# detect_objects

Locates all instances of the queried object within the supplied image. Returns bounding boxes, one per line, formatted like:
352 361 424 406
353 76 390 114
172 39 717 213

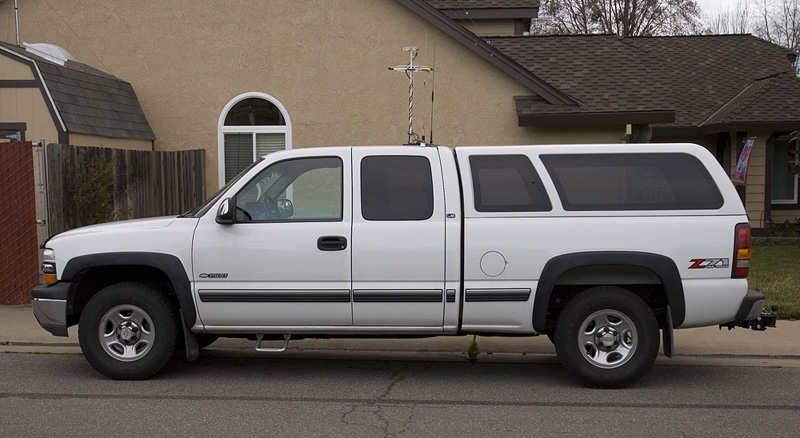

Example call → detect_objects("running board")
255 334 291 352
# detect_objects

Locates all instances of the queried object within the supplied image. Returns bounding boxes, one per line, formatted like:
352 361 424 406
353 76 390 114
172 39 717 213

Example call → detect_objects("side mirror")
277 198 294 219
216 198 234 224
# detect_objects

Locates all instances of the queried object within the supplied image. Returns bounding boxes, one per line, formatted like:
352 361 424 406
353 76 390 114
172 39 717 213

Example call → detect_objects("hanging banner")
732 137 756 186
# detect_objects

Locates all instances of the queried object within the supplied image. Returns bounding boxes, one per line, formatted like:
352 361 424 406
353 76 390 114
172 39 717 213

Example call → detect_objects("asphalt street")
1 353 799 437
2 305 799 436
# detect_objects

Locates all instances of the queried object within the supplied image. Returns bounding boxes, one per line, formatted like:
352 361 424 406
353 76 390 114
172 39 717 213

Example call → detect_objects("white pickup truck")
32 143 776 388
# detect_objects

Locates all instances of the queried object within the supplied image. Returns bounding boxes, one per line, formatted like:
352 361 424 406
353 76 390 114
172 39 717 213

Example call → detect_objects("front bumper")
31 282 71 337
728 289 778 331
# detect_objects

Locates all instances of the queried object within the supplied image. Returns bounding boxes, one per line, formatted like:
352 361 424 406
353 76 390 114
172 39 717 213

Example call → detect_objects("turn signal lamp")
42 249 57 284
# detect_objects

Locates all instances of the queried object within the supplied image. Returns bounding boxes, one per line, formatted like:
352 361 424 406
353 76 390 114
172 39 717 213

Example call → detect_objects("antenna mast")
15 0 21 46
389 46 432 145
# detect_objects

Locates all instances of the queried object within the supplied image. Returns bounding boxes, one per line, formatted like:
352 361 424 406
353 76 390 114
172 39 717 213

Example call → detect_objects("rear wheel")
79 282 179 380
554 286 659 388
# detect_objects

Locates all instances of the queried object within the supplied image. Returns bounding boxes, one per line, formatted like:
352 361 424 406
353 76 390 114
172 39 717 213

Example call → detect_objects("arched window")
218 92 291 187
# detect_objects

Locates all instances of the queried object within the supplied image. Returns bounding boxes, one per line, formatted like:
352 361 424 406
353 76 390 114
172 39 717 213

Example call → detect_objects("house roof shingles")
488 34 800 133
492 35 670 113
702 72 800 131
0 41 155 141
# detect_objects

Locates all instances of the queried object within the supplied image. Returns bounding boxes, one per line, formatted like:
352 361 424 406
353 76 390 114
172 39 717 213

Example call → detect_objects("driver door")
192 153 352 328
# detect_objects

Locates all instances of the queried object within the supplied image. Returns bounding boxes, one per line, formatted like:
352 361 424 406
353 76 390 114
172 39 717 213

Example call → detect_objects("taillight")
732 223 751 278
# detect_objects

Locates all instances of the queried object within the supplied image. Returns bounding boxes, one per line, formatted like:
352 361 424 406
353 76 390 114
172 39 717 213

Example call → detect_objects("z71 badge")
688 258 729 269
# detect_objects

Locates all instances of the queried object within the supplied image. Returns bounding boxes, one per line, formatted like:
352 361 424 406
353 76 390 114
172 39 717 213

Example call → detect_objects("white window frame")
217 92 292 188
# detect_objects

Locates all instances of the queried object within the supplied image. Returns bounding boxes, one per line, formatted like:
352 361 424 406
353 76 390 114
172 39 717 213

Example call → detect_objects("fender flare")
533 251 685 333
62 252 196 327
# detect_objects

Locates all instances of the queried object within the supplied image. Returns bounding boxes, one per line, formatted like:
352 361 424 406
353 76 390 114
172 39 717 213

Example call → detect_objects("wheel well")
67 266 178 326
533 251 685 334
542 265 671 335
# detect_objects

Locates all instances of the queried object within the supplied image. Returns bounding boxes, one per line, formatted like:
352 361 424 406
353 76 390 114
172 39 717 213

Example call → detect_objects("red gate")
0 141 39 304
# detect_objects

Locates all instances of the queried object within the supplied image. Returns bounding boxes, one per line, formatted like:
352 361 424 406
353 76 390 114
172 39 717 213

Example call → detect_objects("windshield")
180 159 263 218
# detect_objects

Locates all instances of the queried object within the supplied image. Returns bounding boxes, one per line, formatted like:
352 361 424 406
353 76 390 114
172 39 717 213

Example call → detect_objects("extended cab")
32 143 776 388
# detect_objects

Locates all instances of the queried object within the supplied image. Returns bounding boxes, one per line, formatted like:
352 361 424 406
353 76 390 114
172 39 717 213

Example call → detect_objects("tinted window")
361 156 434 221
541 153 724 211
469 155 552 212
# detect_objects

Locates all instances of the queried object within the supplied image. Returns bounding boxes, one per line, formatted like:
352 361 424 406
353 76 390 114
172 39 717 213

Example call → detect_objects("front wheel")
79 282 179 380
554 286 659 388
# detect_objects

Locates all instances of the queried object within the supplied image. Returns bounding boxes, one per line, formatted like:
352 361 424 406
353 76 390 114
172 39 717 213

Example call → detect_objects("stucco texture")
2 0 626 196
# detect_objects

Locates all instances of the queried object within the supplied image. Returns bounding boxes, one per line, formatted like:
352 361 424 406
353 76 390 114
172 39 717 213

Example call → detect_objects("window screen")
541 153 724 211
361 156 434 221
469 155 551 212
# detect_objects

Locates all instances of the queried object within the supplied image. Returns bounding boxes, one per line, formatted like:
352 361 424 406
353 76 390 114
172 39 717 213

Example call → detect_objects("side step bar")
255 334 291 352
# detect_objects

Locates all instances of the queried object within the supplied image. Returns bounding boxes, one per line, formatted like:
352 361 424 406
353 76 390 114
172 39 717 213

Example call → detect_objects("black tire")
554 286 659 389
78 282 179 380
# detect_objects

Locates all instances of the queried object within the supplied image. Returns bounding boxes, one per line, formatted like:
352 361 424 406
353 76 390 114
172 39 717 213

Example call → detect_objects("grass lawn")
749 243 800 320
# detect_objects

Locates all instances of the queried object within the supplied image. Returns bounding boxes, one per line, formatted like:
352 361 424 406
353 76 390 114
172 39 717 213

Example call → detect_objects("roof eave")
698 121 800 134
396 0 576 105
519 110 675 127
442 8 538 20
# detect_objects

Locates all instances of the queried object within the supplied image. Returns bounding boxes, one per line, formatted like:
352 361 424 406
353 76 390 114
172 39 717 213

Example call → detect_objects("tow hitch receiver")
721 305 779 331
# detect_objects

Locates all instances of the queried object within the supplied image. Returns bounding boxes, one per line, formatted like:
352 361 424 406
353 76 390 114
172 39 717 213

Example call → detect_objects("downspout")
627 124 652 143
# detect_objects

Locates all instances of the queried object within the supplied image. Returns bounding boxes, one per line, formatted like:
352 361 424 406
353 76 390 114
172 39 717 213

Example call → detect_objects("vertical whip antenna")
430 43 435 144
389 46 432 145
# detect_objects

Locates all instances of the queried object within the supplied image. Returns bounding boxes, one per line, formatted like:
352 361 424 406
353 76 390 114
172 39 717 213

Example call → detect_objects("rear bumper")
31 282 71 337
729 289 778 331
734 290 765 322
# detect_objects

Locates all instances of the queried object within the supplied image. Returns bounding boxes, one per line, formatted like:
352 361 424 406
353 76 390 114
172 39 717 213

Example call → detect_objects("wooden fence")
46 144 205 235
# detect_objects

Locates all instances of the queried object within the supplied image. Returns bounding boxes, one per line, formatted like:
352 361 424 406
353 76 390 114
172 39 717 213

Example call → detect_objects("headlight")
42 248 57 284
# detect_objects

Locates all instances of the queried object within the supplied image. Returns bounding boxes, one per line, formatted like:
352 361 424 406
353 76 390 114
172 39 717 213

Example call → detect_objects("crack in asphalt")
340 361 430 437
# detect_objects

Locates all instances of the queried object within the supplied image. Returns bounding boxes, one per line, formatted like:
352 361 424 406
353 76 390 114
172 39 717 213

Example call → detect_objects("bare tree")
755 0 771 39
534 0 702 36
765 0 799 66
707 1 749 34
708 0 799 73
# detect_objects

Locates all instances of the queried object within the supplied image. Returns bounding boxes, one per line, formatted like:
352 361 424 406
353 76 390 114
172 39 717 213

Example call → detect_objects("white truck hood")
51 216 178 240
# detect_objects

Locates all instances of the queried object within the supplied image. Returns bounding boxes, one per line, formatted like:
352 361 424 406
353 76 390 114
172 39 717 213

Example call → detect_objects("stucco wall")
0 0 630 197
